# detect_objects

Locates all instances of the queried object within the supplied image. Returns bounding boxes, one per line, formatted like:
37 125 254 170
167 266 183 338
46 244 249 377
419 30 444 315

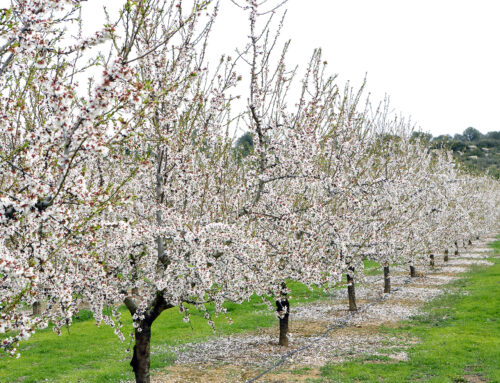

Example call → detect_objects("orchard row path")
149 234 499 383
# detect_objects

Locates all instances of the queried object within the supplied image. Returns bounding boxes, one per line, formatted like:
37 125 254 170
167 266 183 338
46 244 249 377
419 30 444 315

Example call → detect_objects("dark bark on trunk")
33 301 42 316
429 254 435 267
347 269 357 311
131 323 152 383
276 298 290 346
125 292 173 383
410 265 416 278
384 266 391 293
468 239 472 246
444 249 449 262
454 241 459 256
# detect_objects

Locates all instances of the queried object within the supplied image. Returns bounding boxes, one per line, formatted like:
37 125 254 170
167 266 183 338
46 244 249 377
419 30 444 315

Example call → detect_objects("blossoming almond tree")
0 0 149 355
310 98 410 309
373 136 449 285
234 0 365 344
351 128 423 294
57 2 292 381
0 0 226 377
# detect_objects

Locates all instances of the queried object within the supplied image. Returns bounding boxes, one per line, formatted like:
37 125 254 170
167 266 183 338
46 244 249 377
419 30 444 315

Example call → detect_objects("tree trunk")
276 298 290 346
131 323 152 383
383 266 391 293
429 254 435 267
454 241 459 256
468 239 472 246
444 249 449 262
125 292 173 383
33 301 42 316
410 265 416 278
347 270 357 311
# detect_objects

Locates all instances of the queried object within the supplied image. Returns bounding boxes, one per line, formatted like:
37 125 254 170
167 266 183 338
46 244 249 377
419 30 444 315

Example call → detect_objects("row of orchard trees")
0 1 499 382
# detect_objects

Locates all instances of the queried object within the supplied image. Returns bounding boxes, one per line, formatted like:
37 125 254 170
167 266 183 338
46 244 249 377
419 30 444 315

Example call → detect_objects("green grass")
0 281 330 383
317 238 500 383
363 259 383 276
362 259 401 277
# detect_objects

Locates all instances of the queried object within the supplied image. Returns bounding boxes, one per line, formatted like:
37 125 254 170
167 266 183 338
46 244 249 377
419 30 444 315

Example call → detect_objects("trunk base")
383 266 391 293
410 265 416 278
131 324 152 383
33 301 44 316
347 273 357 311
276 298 290 347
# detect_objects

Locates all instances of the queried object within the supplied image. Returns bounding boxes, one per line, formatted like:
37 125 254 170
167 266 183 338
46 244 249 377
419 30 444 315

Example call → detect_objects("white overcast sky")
7 0 499 137
207 0 500 137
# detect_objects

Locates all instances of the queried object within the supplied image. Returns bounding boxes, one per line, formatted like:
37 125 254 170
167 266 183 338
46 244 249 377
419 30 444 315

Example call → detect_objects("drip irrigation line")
246 262 451 383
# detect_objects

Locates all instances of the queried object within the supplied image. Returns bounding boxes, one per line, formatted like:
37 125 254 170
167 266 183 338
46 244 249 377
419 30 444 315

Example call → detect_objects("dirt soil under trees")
148 236 498 383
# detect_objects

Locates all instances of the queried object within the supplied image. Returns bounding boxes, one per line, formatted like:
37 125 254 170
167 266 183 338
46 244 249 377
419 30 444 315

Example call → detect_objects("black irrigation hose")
245 263 448 383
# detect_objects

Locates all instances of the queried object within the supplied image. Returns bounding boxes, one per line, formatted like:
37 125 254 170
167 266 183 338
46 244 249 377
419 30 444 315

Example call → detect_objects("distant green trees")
234 132 254 158
463 127 483 142
425 128 500 178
